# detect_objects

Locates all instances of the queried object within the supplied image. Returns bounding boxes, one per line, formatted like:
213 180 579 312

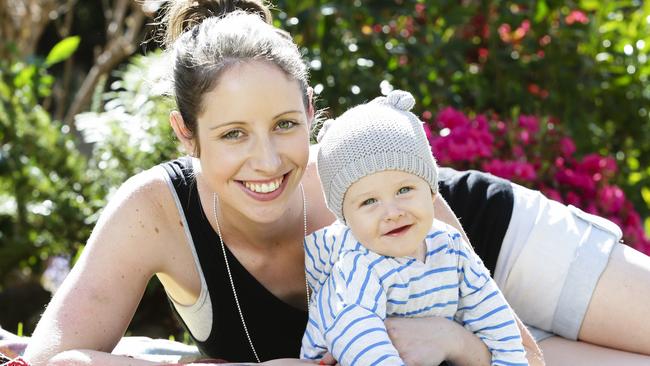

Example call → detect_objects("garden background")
1 0 649 340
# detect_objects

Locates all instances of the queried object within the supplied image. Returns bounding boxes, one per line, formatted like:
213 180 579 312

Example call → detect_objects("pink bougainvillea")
426 107 650 254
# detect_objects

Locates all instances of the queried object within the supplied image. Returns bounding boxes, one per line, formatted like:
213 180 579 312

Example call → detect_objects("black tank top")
438 167 514 273
161 157 307 362
160 158 513 361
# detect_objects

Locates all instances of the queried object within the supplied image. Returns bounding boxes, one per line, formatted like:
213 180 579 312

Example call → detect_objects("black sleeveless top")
160 158 513 362
161 157 308 362
438 167 514 273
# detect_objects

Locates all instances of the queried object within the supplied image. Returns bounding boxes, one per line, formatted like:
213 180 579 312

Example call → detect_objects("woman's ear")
170 111 197 156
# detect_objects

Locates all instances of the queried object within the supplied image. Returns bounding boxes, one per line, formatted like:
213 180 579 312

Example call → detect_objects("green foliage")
0 39 101 284
76 52 181 191
275 0 650 218
45 36 81 67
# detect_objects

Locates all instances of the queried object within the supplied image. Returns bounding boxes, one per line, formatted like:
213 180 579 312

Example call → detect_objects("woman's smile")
237 173 290 201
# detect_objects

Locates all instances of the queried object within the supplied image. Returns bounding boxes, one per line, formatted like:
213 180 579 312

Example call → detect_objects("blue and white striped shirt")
301 219 527 366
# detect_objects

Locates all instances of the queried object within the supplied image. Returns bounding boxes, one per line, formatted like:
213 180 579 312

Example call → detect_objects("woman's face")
196 61 311 224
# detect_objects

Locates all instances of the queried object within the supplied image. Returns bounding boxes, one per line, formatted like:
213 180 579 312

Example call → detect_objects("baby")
301 90 528 366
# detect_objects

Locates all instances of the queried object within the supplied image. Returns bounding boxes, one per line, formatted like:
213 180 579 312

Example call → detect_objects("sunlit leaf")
45 36 81 67
535 0 549 23
642 187 650 206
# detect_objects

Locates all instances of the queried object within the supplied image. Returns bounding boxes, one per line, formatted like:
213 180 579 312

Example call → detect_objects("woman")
23 1 650 365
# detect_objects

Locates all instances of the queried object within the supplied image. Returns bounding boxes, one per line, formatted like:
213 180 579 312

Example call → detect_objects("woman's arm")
24 172 172 366
385 317 490 366
515 312 545 366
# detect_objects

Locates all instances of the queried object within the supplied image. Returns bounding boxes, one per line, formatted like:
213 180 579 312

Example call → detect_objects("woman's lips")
237 173 289 201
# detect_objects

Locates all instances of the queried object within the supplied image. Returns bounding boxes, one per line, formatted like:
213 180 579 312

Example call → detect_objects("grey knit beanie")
317 90 438 223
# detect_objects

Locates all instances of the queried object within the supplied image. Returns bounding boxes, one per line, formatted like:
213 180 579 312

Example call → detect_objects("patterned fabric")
0 329 27 364
301 220 528 366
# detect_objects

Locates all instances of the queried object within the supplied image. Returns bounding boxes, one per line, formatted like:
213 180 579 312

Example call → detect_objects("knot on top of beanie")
376 90 415 112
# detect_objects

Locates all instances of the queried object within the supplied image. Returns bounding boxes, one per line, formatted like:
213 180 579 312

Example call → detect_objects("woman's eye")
397 186 412 195
276 120 297 130
360 198 377 207
222 130 244 140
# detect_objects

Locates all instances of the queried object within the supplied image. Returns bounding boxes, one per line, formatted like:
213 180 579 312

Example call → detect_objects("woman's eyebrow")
273 110 303 118
208 110 303 131
209 121 244 131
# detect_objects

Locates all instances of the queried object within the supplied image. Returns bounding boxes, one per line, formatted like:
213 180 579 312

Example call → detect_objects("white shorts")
492 183 622 341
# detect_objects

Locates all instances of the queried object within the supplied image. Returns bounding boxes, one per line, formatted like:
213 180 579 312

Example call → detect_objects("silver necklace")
212 183 310 363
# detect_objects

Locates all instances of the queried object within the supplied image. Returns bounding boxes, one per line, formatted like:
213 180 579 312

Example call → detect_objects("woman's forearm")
36 349 160 366
445 319 491 366
40 351 315 366
385 317 491 366
515 314 546 366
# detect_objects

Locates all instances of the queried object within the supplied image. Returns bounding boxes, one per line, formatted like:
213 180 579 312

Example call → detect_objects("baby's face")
342 170 435 259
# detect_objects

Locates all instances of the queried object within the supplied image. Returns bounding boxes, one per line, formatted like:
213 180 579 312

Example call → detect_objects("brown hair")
163 0 309 156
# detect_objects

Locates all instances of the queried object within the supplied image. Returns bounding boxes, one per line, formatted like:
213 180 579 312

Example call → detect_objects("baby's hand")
315 353 338 365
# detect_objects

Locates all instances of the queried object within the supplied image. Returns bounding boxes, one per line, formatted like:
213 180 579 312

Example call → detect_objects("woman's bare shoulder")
88 166 184 266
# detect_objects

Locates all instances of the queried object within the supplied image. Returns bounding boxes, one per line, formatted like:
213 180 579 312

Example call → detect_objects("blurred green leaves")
0 38 99 283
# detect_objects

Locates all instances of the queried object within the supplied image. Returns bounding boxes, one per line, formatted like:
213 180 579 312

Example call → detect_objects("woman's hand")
385 317 491 366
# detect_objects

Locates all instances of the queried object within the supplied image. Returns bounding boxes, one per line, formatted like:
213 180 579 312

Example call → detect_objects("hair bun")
163 0 271 47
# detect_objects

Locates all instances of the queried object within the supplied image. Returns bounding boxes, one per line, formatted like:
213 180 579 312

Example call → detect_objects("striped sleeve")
318 253 405 366
304 223 355 295
452 232 529 366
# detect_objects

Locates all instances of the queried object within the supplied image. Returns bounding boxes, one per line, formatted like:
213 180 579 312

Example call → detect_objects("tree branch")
63 2 146 129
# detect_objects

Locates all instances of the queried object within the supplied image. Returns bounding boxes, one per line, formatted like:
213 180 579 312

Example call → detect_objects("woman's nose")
250 136 282 173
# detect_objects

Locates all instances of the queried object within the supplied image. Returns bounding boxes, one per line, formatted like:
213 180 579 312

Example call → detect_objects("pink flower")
493 120 507 137
513 20 531 41
565 191 582 207
481 159 537 182
559 137 576 157
577 153 617 177
597 185 625 214
555 168 596 198
512 145 525 158
541 186 563 203
518 115 540 134
518 130 531 145
566 10 589 25
428 106 649 254
498 23 512 43
478 47 489 62
436 107 470 129
430 109 494 164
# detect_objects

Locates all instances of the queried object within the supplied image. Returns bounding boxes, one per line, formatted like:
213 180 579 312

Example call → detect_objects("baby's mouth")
384 224 412 236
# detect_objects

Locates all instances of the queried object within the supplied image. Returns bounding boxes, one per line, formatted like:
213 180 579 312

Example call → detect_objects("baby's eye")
222 129 245 140
360 198 377 207
276 120 297 130
397 186 413 195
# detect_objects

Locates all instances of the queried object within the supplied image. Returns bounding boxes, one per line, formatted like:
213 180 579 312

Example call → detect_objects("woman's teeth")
244 178 282 193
